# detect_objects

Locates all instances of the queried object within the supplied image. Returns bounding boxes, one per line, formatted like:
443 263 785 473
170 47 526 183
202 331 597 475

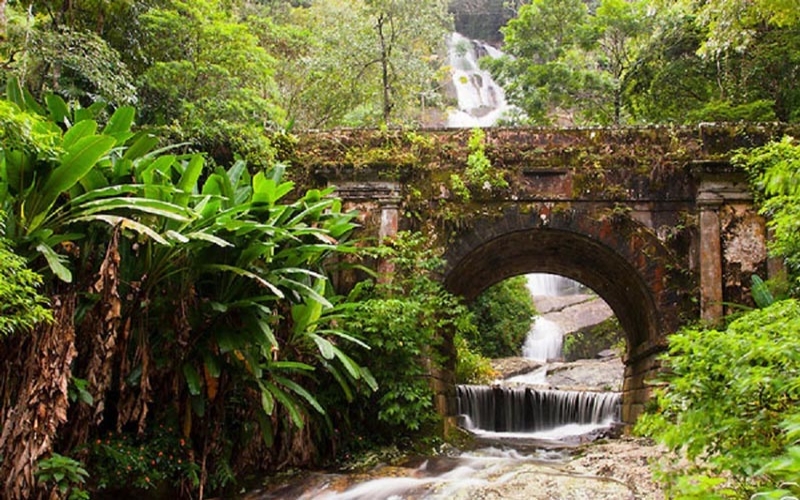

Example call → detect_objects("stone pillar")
621 354 661 425
377 197 400 281
697 191 724 323
692 162 756 323
332 181 402 284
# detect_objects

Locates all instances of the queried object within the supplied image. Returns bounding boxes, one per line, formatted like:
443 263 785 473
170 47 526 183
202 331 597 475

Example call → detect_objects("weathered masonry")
286 124 798 424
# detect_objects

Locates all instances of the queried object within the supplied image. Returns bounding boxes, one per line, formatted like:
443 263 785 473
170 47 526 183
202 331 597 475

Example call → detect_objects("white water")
456 273 621 442
297 447 565 500
526 273 584 297
521 316 563 362
446 32 516 127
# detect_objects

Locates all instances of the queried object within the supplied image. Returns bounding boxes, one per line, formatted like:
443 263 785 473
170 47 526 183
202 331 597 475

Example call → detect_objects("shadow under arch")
440 207 692 421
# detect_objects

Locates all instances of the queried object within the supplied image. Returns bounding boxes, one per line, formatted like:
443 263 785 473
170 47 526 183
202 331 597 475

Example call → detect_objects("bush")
467 276 536 358
636 299 800 498
454 335 497 384
0 214 52 336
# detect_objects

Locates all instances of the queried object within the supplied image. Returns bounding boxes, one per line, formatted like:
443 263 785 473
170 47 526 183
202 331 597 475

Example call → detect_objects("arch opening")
444 227 661 359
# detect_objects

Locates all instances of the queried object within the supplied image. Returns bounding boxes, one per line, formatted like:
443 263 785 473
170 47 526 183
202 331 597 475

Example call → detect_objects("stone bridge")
287 124 796 424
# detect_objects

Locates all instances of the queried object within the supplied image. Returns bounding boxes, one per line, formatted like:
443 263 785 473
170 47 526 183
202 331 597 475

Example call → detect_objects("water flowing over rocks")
247 438 666 499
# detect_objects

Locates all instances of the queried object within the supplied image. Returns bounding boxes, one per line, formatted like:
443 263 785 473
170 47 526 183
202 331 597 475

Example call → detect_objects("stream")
246 273 661 500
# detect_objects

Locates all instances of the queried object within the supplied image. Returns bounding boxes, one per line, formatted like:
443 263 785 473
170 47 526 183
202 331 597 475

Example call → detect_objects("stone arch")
440 206 692 422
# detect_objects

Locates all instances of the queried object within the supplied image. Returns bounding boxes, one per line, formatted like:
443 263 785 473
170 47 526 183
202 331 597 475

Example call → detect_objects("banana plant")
0 79 203 283
161 159 375 444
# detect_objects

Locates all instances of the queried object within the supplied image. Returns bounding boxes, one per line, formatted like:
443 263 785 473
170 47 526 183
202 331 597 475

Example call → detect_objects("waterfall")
457 385 620 435
446 32 515 127
521 317 563 362
526 273 584 296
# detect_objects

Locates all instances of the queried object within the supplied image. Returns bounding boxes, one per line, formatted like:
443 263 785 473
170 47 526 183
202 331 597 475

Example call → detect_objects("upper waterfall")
446 32 515 127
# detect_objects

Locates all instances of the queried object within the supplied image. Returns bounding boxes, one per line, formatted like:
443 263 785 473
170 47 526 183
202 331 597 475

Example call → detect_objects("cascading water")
457 271 621 441
520 316 563 362
526 273 584 297
457 385 620 439
446 32 516 127
442 26 622 450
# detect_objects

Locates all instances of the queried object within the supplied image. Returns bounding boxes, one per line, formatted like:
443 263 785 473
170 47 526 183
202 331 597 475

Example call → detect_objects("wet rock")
545 357 624 392
490 357 542 379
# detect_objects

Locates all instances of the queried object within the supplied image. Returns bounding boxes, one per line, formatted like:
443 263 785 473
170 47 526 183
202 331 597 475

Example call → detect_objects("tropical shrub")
637 136 800 499
0 213 52 336
0 86 373 498
734 136 800 295
636 299 800 498
341 232 478 440
454 334 497 384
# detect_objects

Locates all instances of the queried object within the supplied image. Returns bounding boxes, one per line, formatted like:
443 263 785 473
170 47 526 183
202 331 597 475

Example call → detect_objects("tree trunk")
0 0 7 40
377 14 393 125
0 293 77 500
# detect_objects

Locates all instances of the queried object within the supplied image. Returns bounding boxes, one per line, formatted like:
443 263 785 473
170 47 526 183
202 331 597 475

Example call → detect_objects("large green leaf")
74 214 169 245
274 375 325 415
35 242 72 283
265 381 305 428
310 334 335 360
29 135 116 229
44 93 70 125
6 77 25 110
72 196 194 222
61 120 98 151
174 155 204 207
122 133 160 162
183 364 202 396
4 150 34 195
257 380 275 416
102 106 135 145
203 264 284 298
253 172 294 207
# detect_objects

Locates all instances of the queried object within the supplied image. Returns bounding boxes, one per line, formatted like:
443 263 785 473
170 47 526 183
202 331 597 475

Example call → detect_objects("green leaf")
269 361 315 372
203 264 284 298
255 407 274 447
72 215 168 245
184 231 233 247
44 93 70 124
122 133 159 161
174 155 204 207
31 135 116 227
102 106 135 144
6 77 25 110
35 243 72 283
274 375 325 415
62 120 98 151
258 381 275 415
73 196 194 222
77 169 109 192
266 381 305 428
310 334 335 360
322 362 354 402
331 345 362 380
360 366 379 391
182 364 202 396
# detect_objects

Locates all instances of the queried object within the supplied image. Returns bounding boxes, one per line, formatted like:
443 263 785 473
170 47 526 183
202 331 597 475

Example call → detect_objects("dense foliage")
340 232 488 439
2 0 800 497
467 276 536 358
637 300 800 498
0 212 52 336
637 137 800 498
0 89 371 498
735 137 800 295
483 0 800 125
